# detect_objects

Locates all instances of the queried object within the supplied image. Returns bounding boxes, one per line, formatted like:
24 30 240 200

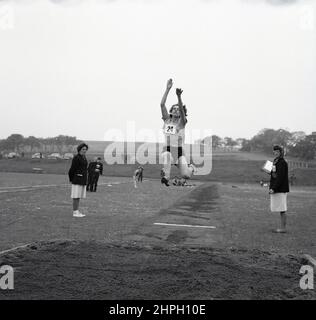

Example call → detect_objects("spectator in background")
68 143 88 217
89 157 103 192
87 157 97 192
133 166 144 188
87 157 103 192
289 171 296 186
269 145 289 233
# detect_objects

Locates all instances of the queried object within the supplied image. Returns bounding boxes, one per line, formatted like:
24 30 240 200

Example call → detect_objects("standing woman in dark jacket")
68 143 89 217
269 145 289 233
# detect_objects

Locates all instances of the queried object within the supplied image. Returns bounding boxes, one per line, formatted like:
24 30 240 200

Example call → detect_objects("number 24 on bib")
164 125 176 135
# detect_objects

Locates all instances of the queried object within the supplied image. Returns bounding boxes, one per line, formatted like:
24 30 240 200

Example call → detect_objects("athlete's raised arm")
176 88 187 126
161 79 173 121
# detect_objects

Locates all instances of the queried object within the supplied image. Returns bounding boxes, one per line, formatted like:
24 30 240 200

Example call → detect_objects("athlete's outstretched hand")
176 88 183 97
166 79 173 90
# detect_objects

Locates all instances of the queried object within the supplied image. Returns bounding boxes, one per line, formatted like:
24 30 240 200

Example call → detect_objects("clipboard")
262 160 273 174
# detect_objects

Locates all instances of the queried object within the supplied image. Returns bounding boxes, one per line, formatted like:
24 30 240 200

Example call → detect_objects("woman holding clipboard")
269 145 290 233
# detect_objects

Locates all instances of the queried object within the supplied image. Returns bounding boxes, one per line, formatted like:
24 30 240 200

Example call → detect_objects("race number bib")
164 124 177 135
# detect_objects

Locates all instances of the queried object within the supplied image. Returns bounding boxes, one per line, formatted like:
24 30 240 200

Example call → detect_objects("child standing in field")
133 166 144 188
91 157 103 192
269 145 290 233
87 157 103 192
68 143 89 217
87 157 97 192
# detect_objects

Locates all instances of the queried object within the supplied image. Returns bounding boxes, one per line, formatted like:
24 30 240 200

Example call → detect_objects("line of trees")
2 129 315 160
0 134 82 155
200 129 316 160
241 129 316 160
196 135 243 149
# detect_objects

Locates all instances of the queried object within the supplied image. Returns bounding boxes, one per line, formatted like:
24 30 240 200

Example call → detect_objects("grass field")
0 171 315 299
1 153 316 186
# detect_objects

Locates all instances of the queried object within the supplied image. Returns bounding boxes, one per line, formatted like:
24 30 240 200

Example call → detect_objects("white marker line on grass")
154 222 216 229
31 184 68 188
0 185 32 189
0 189 33 194
0 179 145 193
0 184 68 190
0 184 71 193
0 243 32 256
304 254 316 267
0 184 62 189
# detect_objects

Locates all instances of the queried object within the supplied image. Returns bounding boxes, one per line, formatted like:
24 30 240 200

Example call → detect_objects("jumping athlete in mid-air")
160 79 195 186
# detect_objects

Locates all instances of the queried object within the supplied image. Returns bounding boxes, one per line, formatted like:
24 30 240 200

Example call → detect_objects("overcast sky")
0 0 315 142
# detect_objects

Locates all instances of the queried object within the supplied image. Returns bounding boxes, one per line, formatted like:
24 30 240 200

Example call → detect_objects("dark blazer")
68 154 88 186
270 158 289 193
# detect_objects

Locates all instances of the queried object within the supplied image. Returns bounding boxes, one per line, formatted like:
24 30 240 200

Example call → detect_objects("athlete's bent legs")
178 155 194 179
161 151 173 180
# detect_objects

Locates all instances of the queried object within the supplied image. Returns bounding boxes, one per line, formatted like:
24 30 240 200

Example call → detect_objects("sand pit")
0 240 315 300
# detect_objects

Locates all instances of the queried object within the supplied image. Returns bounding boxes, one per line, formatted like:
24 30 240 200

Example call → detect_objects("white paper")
262 160 273 174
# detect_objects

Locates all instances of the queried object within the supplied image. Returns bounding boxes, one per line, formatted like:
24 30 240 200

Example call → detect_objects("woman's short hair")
77 143 89 153
273 145 284 156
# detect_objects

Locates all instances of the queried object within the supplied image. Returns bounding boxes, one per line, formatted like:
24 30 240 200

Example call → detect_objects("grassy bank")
1 157 315 186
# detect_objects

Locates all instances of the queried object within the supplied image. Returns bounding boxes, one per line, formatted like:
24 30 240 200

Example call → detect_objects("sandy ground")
0 172 315 299
0 240 315 300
